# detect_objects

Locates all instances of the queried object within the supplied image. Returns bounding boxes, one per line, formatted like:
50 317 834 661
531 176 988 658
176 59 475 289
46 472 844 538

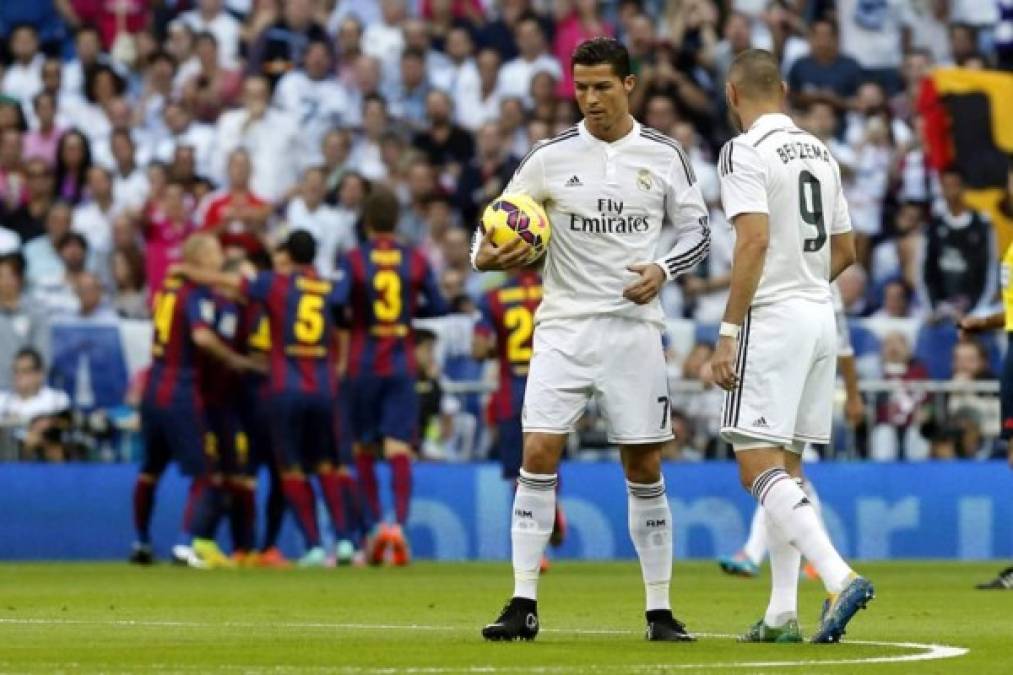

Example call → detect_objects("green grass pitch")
0 560 1006 673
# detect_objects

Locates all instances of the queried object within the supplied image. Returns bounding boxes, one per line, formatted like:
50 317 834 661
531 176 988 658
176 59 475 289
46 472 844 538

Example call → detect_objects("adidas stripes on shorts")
720 298 836 452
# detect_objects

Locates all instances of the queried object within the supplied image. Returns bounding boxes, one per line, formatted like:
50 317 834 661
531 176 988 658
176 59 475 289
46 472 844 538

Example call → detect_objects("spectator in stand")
61 0 150 54
53 129 91 205
441 226 482 299
321 129 354 199
412 90 474 178
248 0 330 87
142 180 194 293
23 201 72 288
34 231 89 316
334 17 364 89
133 51 176 148
456 121 518 228
71 271 116 322
22 93 63 167
2 25 44 105
109 130 149 214
177 0 242 69
0 128 26 213
110 245 148 319
553 0 613 98
213 75 299 202
924 168 996 317
178 33 243 124
200 149 271 257
462 47 503 134
273 39 349 167
418 192 455 273
836 0 913 94
0 254 49 391
152 100 216 181
431 27 482 131
787 18 862 113
0 347 70 462
496 16 562 107
284 166 356 278
76 65 126 147
348 94 389 181
948 23 980 67
396 158 436 244
871 332 930 461
334 172 369 232
845 111 893 268
872 279 916 319
60 26 103 101
362 0 407 85
387 47 432 132
476 0 534 63
703 11 752 96
3 157 53 243
71 165 117 277
32 58 79 133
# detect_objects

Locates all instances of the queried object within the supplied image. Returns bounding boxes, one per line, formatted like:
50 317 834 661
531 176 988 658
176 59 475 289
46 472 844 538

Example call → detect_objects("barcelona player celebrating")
131 234 260 567
339 188 448 565
174 231 358 567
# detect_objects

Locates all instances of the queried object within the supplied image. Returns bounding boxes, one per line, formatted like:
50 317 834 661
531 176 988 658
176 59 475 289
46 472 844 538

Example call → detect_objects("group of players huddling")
131 35 876 645
131 188 445 569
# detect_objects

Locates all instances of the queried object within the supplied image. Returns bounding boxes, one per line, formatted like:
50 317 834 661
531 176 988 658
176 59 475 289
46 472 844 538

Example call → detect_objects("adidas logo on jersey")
565 175 583 187
751 416 770 429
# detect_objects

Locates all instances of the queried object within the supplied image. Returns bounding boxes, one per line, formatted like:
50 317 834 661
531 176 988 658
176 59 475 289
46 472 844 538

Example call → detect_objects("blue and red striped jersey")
198 293 242 408
474 271 542 423
145 277 216 408
240 268 345 397
340 235 447 378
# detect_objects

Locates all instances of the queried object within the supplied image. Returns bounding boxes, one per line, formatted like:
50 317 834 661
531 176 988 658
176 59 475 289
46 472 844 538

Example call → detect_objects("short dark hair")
363 187 400 233
57 232 88 252
811 17 839 35
940 166 964 182
727 49 782 100
284 230 317 265
414 328 437 346
401 46 425 62
0 252 26 281
571 37 631 79
15 347 43 372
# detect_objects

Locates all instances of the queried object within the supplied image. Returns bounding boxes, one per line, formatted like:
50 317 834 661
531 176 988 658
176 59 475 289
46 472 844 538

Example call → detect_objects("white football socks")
511 469 557 600
752 468 853 594
742 504 768 565
762 501 801 627
627 479 673 612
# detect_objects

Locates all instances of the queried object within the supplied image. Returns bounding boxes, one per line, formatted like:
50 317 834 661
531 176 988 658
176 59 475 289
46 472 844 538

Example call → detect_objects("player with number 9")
339 187 448 566
709 48 871 644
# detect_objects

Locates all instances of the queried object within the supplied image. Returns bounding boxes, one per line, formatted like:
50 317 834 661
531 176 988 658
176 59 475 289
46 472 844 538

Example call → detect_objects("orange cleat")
539 556 551 573
366 524 391 566
256 546 292 569
231 551 257 568
802 562 819 580
388 524 411 566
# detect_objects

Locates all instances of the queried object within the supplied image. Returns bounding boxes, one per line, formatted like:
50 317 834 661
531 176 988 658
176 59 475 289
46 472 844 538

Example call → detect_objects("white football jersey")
719 113 852 307
472 119 710 327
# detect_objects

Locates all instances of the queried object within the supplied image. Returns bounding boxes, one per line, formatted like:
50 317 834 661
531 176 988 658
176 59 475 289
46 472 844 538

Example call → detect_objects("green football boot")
738 618 803 643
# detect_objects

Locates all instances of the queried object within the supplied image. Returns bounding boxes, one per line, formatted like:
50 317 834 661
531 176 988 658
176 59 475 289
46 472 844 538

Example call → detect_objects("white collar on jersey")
577 116 641 149
747 112 795 132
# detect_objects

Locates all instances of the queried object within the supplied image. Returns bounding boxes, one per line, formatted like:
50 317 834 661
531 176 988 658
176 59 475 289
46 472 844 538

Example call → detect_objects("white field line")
0 618 969 672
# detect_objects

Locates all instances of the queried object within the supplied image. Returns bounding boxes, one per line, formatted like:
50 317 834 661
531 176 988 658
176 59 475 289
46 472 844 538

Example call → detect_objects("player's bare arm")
838 353 863 427
170 264 245 296
829 231 857 282
191 326 259 372
959 313 1005 333
472 226 532 271
710 212 769 391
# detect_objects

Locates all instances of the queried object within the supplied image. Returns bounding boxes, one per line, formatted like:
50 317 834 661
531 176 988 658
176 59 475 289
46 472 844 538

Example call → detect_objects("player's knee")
521 435 563 474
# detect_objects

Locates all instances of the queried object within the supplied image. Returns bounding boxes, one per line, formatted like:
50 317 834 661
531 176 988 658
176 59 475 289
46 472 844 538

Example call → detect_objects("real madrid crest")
636 169 652 192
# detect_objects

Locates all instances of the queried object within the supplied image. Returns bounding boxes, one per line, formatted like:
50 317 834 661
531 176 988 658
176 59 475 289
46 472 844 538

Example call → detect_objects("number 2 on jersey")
153 292 177 345
798 170 826 253
504 306 533 363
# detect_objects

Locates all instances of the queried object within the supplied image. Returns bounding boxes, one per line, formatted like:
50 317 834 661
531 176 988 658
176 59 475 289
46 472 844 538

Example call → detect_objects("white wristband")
718 322 740 340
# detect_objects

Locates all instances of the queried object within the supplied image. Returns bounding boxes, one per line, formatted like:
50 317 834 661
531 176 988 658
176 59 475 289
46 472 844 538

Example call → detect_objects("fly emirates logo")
568 198 650 235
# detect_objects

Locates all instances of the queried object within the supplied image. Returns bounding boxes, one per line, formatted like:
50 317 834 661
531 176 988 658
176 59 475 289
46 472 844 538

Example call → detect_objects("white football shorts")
720 297 837 452
522 315 673 444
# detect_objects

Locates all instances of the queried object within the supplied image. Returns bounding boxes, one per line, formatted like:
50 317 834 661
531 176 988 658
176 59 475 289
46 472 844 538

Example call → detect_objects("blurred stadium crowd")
1 0 1012 465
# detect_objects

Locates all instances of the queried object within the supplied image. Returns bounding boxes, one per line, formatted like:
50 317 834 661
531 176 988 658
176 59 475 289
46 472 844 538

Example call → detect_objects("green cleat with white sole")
738 618 803 643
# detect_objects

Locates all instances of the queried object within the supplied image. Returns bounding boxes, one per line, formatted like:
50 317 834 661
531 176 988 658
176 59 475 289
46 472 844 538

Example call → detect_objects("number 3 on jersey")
373 270 402 322
798 170 826 253
504 306 533 364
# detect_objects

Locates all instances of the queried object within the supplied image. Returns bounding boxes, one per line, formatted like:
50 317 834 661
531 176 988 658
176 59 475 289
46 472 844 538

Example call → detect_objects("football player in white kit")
708 50 874 644
472 38 710 642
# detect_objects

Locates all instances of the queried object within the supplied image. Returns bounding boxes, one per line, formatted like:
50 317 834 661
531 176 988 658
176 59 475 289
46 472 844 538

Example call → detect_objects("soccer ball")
480 194 551 263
